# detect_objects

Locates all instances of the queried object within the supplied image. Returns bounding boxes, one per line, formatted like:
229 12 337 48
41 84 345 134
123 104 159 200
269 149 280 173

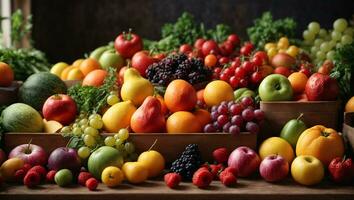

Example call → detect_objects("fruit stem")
126 28 132 41
296 113 304 121
321 131 330 137
26 138 33 154
148 139 158 151
66 137 74 149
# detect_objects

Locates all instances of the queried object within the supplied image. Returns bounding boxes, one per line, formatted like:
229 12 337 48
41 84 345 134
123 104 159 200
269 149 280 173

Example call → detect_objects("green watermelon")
1 103 43 132
19 72 67 111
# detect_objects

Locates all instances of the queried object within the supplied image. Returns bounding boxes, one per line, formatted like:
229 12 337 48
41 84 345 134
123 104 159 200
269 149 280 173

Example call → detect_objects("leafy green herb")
247 12 297 49
0 48 50 81
330 43 354 101
146 12 232 52
68 68 117 114
10 10 32 47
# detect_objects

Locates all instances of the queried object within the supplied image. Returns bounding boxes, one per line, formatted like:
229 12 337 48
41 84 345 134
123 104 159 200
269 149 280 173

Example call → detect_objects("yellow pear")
102 100 137 133
120 68 154 106
137 150 165 178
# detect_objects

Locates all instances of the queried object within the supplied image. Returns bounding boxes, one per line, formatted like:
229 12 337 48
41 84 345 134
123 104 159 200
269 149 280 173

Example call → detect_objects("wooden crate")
0 81 22 106
259 101 340 143
343 112 354 153
3 132 256 163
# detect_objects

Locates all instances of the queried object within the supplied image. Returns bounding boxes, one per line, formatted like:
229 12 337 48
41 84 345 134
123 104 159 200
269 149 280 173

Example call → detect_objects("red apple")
259 155 289 182
9 144 47 166
47 147 81 172
0 148 6 166
305 73 339 101
131 50 156 77
228 146 261 177
42 94 77 125
179 44 193 54
274 67 291 77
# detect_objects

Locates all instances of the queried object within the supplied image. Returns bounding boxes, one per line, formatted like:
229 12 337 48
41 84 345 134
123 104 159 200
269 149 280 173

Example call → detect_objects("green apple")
55 169 73 187
234 88 256 102
258 74 293 101
88 146 124 179
99 49 125 70
89 46 110 61
280 114 307 147
291 155 324 186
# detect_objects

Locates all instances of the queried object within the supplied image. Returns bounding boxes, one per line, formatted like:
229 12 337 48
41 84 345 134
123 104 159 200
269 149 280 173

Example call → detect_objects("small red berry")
85 178 98 191
28 165 47 180
164 173 182 189
46 170 57 183
192 168 213 188
78 172 93 186
220 171 237 186
14 169 26 182
23 171 41 188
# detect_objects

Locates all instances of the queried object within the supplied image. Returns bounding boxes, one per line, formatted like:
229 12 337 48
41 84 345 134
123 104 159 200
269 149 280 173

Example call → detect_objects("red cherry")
223 68 234 77
251 71 263 84
214 67 222 74
241 61 255 73
234 67 246 78
220 73 230 82
239 78 249 87
219 57 230 65
229 76 239 88
227 34 240 46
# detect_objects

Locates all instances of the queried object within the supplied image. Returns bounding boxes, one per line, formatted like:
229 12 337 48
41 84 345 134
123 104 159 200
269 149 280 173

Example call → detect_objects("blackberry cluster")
170 144 203 180
146 54 212 86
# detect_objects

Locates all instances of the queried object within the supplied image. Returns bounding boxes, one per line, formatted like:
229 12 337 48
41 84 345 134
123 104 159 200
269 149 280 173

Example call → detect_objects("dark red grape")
240 96 254 107
229 104 243 115
229 125 240 136
217 105 228 115
220 101 228 106
211 112 219 121
254 109 265 121
234 67 246 78
227 101 235 108
211 105 218 113
217 115 228 126
245 122 259 134
223 122 232 133
204 123 216 133
231 115 244 127
239 78 248 87
242 108 255 121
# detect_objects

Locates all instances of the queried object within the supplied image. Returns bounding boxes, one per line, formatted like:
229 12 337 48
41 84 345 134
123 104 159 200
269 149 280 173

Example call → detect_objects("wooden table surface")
1 178 353 200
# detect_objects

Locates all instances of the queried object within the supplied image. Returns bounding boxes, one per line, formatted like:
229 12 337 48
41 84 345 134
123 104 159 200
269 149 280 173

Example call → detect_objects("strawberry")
23 171 41 188
221 167 238 177
14 169 26 182
212 147 229 163
28 165 47 180
164 173 181 189
209 164 223 180
85 178 98 191
220 171 237 186
78 172 93 186
46 170 57 183
192 168 213 188
22 164 32 173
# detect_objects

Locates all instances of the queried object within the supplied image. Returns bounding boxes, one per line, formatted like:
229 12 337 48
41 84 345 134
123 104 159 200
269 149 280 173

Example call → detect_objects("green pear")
280 113 307 148
89 46 110 61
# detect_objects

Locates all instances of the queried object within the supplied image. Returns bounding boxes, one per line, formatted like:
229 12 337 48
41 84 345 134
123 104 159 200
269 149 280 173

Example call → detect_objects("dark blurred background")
31 0 354 63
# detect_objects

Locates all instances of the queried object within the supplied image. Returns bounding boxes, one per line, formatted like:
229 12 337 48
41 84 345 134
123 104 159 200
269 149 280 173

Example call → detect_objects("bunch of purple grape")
203 96 264 135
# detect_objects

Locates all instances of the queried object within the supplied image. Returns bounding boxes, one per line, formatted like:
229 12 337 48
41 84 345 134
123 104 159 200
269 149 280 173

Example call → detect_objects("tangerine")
193 109 211 127
0 62 14 87
82 69 108 87
288 72 308 94
60 65 75 80
166 111 202 133
79 58 101 76
203 80 234 106
345 96 354 112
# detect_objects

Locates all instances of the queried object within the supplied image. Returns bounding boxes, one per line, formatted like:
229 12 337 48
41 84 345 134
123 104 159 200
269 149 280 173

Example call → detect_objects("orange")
345 96 354 112
166 111 202 133
196 89 205 103
288 72 308 94
79 58 101 76
193 109 211 127
296 125 345 166
66 68 84 80
0 62 14 87
164 79 197 112
203 80 234 107
72 58 84 67
60 65 75 80
204 54 217 68
82 69 108 87
156 95 168 115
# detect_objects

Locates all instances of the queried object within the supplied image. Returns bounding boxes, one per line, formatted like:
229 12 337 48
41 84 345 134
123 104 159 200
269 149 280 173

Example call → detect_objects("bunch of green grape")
303 18 353 65
107 91 120 106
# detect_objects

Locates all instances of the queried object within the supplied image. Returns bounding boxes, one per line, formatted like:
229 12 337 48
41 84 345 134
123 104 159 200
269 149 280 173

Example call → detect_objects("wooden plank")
3 132 257 163
0 179 353 200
